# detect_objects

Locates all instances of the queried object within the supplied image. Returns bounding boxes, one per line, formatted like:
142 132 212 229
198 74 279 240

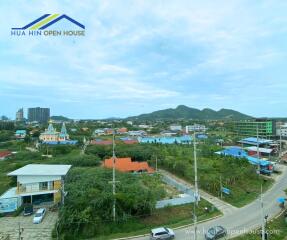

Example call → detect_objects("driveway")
130 165 287 240
0 211 57 240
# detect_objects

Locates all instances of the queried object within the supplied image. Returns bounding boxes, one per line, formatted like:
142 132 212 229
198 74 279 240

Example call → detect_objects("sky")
0 0 287 119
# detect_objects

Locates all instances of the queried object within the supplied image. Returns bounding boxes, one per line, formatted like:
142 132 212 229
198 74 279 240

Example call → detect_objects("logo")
11 14 85 37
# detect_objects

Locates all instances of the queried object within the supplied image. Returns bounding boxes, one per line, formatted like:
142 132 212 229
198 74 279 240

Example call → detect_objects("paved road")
131 165 287 240
160 170 238 216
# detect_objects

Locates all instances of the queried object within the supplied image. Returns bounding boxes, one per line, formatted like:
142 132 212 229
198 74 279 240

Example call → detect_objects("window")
39 182 48 190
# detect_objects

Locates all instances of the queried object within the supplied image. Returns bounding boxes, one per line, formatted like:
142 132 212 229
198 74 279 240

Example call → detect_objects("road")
130 165 287 240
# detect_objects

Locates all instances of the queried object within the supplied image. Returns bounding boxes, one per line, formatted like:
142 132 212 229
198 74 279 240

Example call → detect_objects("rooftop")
103 157 154 173
238 137 273 145
7 164 72 176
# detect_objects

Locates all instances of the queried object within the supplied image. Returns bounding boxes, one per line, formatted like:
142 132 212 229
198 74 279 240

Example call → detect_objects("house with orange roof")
103 157 154 173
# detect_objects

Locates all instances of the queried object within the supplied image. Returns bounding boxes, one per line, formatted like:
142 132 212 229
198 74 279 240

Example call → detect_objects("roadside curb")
111 214 223 240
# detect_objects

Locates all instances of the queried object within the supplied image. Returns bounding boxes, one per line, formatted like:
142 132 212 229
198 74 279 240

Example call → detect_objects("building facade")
276 123 287 138
28 107 50 123
185 124 207 133
0 164 71 213
40 122 70 142
15 108 24 121
230 119 276 138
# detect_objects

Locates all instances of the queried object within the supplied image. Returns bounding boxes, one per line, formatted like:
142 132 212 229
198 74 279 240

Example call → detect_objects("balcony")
17 181 61 194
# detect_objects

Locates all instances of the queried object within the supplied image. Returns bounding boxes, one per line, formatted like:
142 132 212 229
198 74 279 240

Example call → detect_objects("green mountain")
50 115 71 121
127 105 252 121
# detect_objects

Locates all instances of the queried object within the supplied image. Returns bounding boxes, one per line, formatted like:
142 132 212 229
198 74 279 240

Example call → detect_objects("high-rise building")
15 108 24 121
230 119 276 138
28 107 50 123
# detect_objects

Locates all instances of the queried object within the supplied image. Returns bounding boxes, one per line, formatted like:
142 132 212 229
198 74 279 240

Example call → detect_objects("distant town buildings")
185 124 207 133
28 107 50 123
169 125 182 131
15 108 24 122
276 123 287 138
138 135 192 144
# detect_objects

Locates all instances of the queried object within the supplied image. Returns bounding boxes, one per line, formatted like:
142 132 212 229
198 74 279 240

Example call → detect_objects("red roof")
90 140 113 145
103 157 154 173
0 151 12 159
123 140 138 144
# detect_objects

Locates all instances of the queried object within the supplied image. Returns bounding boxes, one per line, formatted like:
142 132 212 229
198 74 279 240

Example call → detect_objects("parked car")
23 204 33 216
33 208 46 224
205 226 227 240
150 227 175 240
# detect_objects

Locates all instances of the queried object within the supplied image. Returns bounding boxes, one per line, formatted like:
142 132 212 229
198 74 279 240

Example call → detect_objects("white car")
33 208 46 224
150 227 175 240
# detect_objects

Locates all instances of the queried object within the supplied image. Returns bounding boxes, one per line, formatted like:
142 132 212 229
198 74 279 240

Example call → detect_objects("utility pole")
279 125 282 159
257 124 260 174
260 184 265 240
155 155 158 172
220 175 223 199
112 133 116 222
193 131 199 240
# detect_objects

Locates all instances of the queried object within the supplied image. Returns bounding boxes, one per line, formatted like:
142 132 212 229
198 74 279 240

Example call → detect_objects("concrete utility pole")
257 125 260 174
220 175 223 199
155 155 158 172
193 131 199 240
260 184 265 240
279 125 282 159
112 133 116 222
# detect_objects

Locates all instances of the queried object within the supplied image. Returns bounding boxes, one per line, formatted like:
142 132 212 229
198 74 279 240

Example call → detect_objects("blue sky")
1 0 287 119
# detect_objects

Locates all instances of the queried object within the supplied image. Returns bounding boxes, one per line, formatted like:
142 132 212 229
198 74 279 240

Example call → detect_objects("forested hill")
126 105 252 121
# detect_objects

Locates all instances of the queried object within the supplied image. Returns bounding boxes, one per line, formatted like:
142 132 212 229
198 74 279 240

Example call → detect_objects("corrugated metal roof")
7 164 72 176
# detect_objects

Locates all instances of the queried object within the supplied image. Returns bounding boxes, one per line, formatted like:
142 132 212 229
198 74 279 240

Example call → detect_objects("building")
185 124 207 133
40 122 77 144
15 108 24 122
230 119 276 138
215 147 273 174
0 150 12 160
238 137 274 147
28 107 50 123
15 130 27 139
90 139 113 145
103 157 154 173
276 123 287 138
117 127 128 134
138 135 192 144
170 125 182 131
0 164 72 212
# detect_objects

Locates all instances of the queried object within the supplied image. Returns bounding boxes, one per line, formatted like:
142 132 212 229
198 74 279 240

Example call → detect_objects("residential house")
3 164 71 210
0 151 12 160
15 130 27 139
103 157 154 173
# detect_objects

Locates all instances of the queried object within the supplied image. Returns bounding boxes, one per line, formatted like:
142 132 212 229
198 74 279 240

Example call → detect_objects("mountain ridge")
126 105 252 121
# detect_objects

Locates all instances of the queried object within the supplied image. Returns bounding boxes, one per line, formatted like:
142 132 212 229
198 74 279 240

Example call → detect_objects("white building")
185 124 207 133
0 164 71 212
276 124 287 138
169 125 182 131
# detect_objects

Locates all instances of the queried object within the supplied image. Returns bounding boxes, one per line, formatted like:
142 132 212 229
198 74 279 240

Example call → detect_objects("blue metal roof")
238 137 273 145
15 130 26 134
138 135 192 144
215 146 271 167
42 140 78 145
